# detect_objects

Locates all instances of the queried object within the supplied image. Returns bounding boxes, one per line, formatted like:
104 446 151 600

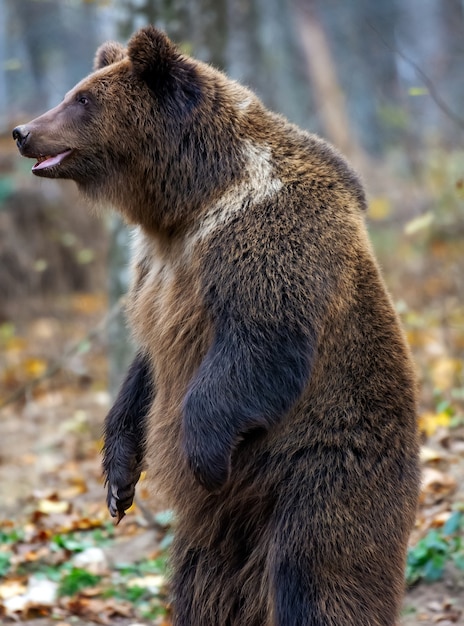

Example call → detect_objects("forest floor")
0 289 463 626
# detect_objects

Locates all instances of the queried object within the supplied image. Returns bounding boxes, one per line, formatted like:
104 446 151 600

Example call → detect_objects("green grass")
406 511 464 585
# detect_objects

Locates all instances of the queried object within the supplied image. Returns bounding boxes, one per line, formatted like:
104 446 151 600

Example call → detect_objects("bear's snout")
12 125 30 152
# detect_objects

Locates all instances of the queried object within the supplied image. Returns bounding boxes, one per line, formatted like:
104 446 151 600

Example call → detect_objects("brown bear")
13 26 420 626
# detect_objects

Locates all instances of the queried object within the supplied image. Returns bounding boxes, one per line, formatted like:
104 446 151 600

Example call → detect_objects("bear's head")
13 27 250 232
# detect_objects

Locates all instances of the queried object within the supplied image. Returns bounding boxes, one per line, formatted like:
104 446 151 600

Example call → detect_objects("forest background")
0 1 463 624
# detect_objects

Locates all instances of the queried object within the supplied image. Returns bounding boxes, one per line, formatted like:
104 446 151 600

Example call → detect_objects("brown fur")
13 26 420 626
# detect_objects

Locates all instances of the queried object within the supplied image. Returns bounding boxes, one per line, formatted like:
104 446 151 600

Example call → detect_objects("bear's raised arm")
183 318 315 491
103 351 154 521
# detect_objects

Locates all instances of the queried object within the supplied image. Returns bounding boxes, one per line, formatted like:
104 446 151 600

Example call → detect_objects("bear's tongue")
33 150 72 171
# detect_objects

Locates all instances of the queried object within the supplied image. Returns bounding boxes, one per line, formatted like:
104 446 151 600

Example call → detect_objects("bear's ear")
128 26 202 113
94 41 126 71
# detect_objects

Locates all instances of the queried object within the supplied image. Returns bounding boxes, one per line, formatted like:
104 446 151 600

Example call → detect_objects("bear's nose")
12 125 30 149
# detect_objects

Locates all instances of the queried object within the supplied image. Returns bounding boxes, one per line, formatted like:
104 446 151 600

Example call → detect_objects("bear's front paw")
103 449 142 523
183 384 237 491
106 480 138 524
184 434 232 492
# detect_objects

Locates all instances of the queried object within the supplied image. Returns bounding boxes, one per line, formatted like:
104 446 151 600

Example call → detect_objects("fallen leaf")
72 547 108 575
127 574 166 592
404 212 434 235
0 579 27 600
1 576 58 618
37 498 71 515
24 357 48 378
64 596 134 624
420 467 457 505
419 412 451 438
420 446 445 463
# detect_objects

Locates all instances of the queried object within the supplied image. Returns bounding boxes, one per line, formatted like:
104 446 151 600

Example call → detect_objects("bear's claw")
106 480 138 524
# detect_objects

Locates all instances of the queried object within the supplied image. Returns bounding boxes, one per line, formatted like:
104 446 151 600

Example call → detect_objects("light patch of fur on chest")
130 226 166 281
187 141 283 250
127 228 174 340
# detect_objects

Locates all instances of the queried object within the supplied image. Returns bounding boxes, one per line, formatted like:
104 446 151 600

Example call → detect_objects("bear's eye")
77 95 89 106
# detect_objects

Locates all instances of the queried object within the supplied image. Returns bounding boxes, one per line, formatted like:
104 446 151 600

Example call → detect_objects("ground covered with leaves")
0 147 463 625
0 296 173 625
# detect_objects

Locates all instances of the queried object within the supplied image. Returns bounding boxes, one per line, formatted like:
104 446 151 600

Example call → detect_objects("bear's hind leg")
170 533 254 626
269 517 399 626
170 543 200 626
270 553 325 626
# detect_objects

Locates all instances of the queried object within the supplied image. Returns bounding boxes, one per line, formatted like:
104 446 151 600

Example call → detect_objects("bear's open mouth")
32 149 73 172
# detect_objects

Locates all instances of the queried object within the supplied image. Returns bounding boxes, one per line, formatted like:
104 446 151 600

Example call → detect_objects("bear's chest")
126 229 210 387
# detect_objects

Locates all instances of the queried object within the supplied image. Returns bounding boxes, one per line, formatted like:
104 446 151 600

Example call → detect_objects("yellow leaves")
417 358 460 437
23 492 107 537
0 323 50 395
405 324 440 351
70 293 106 315
0 297 109 407
430 357 462 391
403 308 462 403
23 357 48 378
419 411 451 438
368 196 391 221
3 335 26 352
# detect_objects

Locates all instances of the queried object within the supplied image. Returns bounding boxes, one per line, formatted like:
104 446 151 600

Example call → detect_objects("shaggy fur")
13 26 420 625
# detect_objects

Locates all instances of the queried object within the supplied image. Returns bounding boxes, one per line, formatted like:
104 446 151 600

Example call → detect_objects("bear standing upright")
13 26 420 626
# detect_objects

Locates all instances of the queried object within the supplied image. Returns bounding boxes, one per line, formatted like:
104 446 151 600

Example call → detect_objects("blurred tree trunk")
441 1 464 140
396 0 462 142
0 0 7 130
312 0 400 154
223 0 311 129
10 0 55 109
292 3 365 170
7 0 99 113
